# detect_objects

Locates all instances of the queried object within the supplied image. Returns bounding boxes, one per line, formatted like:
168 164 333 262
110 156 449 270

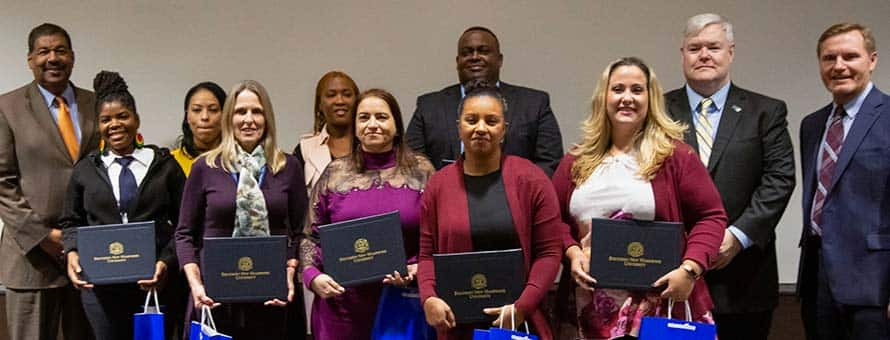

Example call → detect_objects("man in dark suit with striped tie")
664 13 795 340
798 22 890 340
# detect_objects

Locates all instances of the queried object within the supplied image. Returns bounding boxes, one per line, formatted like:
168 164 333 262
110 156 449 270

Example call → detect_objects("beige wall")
2 0 888 284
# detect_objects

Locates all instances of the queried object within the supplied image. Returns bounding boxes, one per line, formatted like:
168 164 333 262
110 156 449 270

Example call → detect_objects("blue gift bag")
474 305 538 340
371 286 436 340
134 289 164 340
639 300 716 340
189 305 232 340
472 329 490 340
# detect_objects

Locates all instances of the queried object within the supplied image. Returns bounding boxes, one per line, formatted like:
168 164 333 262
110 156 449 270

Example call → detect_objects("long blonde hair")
571 57 686 184
204 80 287 174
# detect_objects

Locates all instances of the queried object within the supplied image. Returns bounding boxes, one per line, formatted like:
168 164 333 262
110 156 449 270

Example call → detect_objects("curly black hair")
92 70 137 117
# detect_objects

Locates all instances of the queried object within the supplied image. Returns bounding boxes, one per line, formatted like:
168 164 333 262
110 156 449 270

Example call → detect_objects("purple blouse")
175 155 307 268
301 149 433 285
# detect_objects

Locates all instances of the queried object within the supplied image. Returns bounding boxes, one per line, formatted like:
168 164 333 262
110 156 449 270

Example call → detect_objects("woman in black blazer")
59 71 186 340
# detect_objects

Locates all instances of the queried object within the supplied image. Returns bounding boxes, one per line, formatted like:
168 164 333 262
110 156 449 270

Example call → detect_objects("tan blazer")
298 127 332 192
0 82 99 289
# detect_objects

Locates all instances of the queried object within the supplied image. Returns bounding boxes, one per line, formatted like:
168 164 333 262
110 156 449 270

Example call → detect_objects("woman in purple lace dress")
300 89 435 339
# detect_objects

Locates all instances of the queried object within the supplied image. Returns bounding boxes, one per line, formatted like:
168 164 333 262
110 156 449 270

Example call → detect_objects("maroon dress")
417 156 568 340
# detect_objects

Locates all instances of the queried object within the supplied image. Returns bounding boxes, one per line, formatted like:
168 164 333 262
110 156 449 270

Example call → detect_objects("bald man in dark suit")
406 26 563 176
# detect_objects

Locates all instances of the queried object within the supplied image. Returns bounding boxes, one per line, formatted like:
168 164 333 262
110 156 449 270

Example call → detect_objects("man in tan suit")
0 23 98 340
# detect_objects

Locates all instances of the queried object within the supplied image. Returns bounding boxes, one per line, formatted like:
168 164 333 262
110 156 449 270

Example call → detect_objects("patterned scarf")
233 145 270 237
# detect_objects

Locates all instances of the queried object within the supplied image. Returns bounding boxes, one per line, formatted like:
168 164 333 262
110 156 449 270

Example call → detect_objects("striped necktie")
695 97 716 166
55 97 79 161
810 106 846 236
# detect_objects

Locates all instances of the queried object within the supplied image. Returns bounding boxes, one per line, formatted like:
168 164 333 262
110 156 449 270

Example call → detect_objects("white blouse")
569 153 655 245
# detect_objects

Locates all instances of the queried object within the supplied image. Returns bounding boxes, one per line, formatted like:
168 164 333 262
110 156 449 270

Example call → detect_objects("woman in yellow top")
171 82 226 176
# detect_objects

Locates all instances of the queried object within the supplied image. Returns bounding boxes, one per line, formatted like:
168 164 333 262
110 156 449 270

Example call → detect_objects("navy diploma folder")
587 218 683 290
319 211 407 287
433 248 525 323
76 221 156 285
202 236 287 303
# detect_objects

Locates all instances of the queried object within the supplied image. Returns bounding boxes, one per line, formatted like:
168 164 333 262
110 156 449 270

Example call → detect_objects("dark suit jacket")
797 86 890 306
406 82 563 176
59 146 185 270
665 84 795 313
0 81 99 289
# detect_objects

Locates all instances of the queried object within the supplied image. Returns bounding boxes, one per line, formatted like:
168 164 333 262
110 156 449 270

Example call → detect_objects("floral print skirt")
575 287 716 340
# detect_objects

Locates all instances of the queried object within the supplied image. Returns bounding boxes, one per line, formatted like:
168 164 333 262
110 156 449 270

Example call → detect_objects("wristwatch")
681 264 701 280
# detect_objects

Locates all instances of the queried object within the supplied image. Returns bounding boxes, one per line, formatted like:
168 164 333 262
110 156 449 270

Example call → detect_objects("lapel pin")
731 105 742 112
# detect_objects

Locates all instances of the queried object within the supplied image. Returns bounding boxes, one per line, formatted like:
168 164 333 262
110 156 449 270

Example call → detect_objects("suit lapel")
801 105 831 209
26 83 72 163
830 88 884 190
444 85 462 159
74 85 97 159
500 83 517 147
707 85 744 171
667 90 697 150
302 131 332 180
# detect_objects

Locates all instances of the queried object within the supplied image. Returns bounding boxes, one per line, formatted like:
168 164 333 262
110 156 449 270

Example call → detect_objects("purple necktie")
810 106 846 236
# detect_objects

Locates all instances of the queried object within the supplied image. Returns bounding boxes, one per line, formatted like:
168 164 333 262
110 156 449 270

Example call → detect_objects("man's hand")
40 229 64 261
712 229 743 270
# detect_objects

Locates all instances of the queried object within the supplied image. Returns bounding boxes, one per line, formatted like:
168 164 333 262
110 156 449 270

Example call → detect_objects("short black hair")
461 26 500 48
458 79 509 121
180 82 227 157
93 70 137 117
28 23 72 54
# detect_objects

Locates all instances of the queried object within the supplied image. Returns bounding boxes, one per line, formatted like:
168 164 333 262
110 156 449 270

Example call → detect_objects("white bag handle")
666 298 693 322
200 305 217 331
496 305 531 333
142 288 161 314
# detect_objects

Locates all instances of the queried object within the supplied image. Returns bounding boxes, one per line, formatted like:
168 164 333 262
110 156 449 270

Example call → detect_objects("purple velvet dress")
301 149 434 340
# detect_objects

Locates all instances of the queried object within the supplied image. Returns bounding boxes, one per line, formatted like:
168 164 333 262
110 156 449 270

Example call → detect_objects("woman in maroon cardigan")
554 57 725 339
417 81 566 340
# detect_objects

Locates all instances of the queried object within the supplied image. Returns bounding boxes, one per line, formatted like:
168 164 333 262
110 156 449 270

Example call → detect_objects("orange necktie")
56 97 79 160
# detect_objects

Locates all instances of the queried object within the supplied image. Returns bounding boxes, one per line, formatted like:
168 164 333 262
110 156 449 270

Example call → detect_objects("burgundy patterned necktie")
810 106 846 236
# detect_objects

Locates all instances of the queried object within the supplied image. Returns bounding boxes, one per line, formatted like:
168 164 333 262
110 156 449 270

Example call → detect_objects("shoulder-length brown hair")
204 80 287 174
571 57 686 184
351 88 418 173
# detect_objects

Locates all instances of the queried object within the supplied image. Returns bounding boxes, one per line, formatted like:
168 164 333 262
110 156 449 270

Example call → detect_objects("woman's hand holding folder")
137 261 168 291
383 263 417 287
66 251 94 289
566 245 596 291
423 296 456 331
184 263 221 309
310 273 345 298
652 260 701 302
264 259 297 307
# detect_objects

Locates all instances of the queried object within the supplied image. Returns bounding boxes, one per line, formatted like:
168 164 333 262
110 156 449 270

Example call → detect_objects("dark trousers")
713 310 774 340
6 285 93 340
184 299 287 339
80 284 144 340
801 241 890 340
285 288 307 340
